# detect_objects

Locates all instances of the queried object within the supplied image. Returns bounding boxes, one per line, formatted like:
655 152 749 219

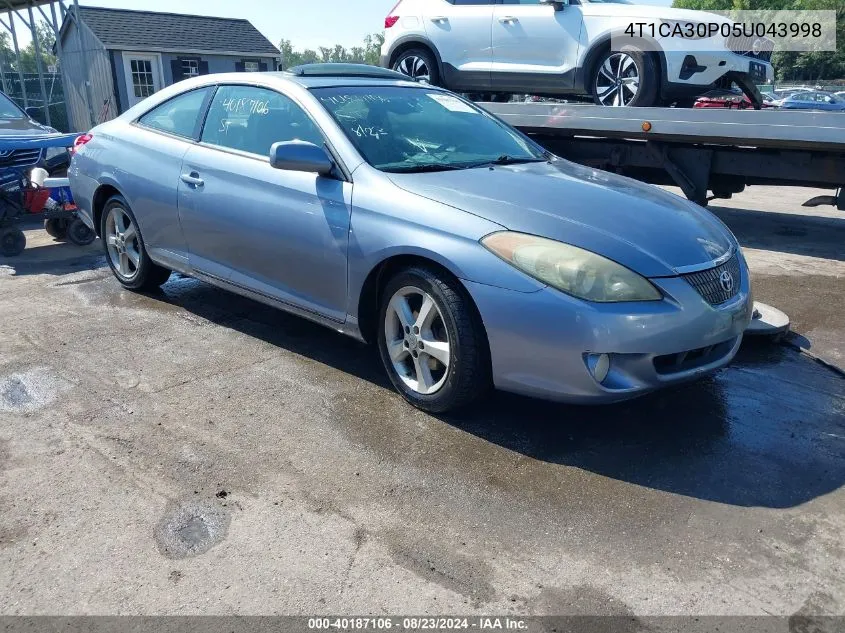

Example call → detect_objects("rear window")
138 88 211 139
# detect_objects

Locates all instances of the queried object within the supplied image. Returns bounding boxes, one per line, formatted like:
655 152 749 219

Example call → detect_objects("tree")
279 33 385 70
671 0 844 81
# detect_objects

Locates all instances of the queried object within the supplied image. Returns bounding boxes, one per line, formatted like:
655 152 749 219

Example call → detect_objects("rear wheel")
44 218 68 240
591 48 658 107
67 218 96 246
101 195 171 290
378 267 490 413
392 48 440 86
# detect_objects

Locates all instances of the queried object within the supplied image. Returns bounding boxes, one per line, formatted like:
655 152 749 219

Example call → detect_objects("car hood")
580 4 727 23
387 160 735 278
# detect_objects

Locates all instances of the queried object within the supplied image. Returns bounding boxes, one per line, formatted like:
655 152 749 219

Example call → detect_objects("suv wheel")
392 49 440 86
591 49 658 107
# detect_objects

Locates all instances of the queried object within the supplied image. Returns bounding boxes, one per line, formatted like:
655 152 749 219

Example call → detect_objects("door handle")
498 16 518 23
180 172 204 187
430 16 448 23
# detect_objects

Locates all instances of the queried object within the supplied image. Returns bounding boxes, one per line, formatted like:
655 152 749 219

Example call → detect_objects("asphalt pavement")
0 185 843 617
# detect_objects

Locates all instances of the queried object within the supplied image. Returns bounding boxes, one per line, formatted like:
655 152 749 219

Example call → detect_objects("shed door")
122 53 163 108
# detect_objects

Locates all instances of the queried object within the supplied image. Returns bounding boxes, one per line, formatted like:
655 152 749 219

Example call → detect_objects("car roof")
269 72 425 90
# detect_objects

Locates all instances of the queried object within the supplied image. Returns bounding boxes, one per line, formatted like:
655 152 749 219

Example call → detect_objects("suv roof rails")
287 63 414 81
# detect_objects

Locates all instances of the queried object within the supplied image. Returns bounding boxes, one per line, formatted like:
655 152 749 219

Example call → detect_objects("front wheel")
378 267 490 413
591 49 658 107
0 227 26 257
101 195 171 291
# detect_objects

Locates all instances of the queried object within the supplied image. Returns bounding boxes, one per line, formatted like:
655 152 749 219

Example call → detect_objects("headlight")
481 231 662 303
45 147 69 161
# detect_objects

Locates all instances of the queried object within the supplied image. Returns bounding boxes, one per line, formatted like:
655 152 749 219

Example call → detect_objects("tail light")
71 133 93 154
385 1 402 28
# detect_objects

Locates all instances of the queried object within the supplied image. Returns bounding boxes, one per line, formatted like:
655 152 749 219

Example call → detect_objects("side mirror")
25 106 44 123
539 0 567 10
269 141 334 176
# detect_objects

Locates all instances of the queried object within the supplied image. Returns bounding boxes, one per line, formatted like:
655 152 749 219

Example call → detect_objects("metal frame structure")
483 102 845 209
0 0 90 129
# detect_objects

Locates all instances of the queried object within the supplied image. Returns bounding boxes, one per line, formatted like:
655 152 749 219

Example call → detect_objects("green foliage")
0 20 56 74
279 33 385 69
671 0 844 81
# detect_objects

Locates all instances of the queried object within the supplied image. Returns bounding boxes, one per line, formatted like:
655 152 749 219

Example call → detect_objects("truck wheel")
392 49 440 86
0 227 26 257
591 49 658 107
67 218 96 246
44 218 69 240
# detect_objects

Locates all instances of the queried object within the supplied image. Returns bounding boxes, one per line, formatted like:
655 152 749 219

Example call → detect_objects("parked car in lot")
693 88 774 110
777 91 845 112
0 90 71 172
70 65 753 412
380 0 773 107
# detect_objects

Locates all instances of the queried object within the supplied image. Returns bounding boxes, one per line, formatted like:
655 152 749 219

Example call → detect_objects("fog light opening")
586 353 611 384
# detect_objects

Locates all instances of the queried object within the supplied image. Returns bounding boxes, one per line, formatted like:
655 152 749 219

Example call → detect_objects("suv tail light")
385 1 402 28
71 133 93 154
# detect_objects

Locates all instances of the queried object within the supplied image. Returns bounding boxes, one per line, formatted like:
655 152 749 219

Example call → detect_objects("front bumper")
465 257 753 404
662 50 773 99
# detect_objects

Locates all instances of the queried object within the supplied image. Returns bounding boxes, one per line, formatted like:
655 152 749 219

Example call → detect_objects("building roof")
70 6 279 56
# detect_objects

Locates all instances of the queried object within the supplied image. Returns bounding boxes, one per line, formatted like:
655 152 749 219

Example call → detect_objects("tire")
0 227 25 257
100 195 171 291
591 48 658 107
44 218 68 240
392 48 441 86
67 218 96 246
377 266 490 413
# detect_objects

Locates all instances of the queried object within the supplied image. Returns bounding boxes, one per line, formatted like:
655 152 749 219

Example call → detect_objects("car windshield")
0 92 24 118
312 86 547 173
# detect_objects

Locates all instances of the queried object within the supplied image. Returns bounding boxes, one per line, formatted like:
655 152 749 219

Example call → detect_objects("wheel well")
91 184 121 236
388 40 439 73
581 39 663 95
357 255 488 353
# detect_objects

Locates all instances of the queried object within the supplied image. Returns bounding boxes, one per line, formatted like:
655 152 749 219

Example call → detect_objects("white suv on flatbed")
380 0 774 107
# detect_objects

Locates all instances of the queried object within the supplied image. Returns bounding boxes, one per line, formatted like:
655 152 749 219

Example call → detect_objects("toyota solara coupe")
69 64 752 413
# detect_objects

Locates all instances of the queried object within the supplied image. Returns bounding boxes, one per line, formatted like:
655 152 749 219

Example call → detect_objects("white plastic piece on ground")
745 301 791 337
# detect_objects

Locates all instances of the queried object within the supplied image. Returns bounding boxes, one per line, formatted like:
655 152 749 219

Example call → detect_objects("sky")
9 0 676 51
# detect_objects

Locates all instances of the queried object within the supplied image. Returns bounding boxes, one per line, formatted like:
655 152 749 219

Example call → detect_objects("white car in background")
380 0 774 107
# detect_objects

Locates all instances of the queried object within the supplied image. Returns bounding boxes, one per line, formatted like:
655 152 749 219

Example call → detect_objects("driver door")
178 85 352 322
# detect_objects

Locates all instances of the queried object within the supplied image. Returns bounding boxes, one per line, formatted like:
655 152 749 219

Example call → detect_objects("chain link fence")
1 71 69 132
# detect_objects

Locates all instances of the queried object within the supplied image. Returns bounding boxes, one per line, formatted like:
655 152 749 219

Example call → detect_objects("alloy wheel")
105 206 141 281
595 52 641 106
395 55 431 83
384 286 451 395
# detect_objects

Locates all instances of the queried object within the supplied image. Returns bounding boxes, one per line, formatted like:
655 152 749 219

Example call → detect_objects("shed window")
244 61 260 72
182 59 200 78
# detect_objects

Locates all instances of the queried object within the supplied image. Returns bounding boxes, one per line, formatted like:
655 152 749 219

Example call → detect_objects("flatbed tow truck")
480 102 845 211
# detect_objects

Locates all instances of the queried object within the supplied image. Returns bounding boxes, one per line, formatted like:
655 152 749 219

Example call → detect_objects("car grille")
0 148 43 169
682 254 742 306
653 337 737 375
726 35 774 63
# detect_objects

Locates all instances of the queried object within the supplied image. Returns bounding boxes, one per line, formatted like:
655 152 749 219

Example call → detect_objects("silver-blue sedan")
69 64 752 413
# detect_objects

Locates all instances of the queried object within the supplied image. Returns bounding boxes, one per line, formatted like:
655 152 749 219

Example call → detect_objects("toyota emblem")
719 270 734 293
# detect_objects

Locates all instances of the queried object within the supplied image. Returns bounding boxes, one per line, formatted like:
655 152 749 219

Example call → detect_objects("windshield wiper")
487 154 548 166
383 163 469 173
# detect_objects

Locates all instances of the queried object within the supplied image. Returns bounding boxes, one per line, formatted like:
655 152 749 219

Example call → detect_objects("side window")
201 85 324 157
138 88 210 139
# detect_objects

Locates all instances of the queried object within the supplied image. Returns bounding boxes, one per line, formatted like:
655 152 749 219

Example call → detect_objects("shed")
58 6 280 132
